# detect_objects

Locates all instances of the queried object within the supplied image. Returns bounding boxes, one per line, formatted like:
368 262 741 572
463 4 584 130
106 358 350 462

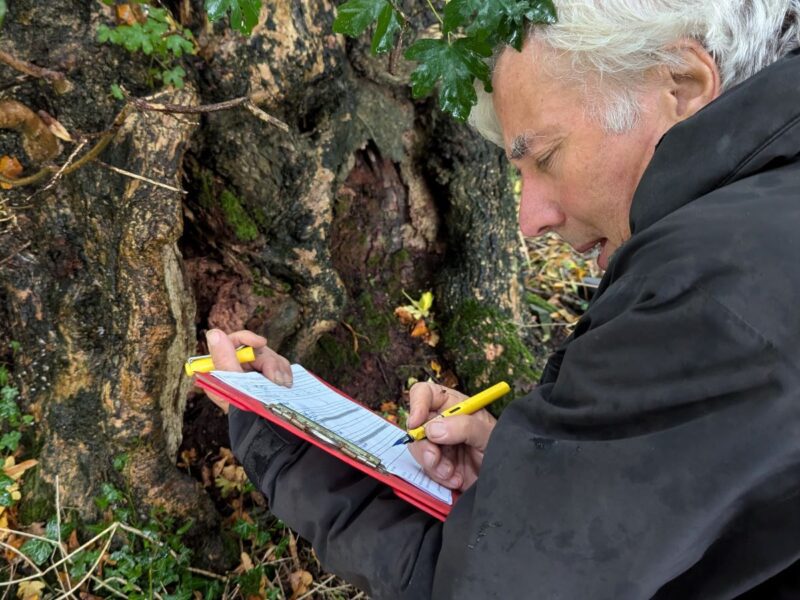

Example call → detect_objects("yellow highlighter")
393 381 511 446
184 345 256 376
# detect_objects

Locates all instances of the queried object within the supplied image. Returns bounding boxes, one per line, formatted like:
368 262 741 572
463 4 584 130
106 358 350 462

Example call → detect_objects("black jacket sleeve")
228 406 443 598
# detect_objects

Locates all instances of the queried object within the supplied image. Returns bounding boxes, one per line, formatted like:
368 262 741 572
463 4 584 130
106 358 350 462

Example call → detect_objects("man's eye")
535 150 555 171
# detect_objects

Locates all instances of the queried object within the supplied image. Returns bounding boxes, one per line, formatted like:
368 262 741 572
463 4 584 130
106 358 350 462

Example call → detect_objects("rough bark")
0 0 538 528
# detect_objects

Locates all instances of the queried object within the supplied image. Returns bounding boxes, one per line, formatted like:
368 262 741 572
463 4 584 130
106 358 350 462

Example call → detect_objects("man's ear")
667 39 721 122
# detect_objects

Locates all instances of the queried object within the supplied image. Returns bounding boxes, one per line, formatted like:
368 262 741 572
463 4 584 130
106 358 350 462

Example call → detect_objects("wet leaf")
205 0 261 35
394 306 416 325
0 155 23 190
405 37 493 122
410 319 429 338
333 0 403 55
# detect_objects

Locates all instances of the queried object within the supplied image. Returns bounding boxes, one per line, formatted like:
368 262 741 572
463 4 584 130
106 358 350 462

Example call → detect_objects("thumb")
206 329 243 372
425 415 494 451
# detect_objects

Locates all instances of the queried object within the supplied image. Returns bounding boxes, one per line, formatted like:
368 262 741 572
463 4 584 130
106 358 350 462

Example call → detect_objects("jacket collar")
629 48 800 234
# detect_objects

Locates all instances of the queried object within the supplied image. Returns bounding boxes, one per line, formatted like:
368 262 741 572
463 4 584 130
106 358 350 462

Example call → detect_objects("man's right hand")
406 381 497 491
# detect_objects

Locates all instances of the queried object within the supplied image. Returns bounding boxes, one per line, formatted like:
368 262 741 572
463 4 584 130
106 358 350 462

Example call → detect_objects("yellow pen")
393 381 511 446
184 345 256 376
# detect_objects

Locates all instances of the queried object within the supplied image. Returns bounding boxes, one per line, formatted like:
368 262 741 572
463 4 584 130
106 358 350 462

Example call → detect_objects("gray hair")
470 0 800 141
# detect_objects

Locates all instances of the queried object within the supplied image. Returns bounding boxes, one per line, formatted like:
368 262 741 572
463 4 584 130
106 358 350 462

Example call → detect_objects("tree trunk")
0 0 539 531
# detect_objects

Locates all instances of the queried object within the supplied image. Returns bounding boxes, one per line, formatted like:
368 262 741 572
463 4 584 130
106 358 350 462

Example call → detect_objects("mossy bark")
0 0 538 527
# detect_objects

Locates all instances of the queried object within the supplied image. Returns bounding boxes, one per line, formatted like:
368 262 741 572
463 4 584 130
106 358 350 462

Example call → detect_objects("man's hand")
203 329 293 413
406 381 497 491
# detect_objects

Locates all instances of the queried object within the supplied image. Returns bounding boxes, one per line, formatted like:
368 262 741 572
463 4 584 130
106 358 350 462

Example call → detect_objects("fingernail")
283 372 293 388
274 373 286 386
424 450 437 468
436 460 453 479
427 422 445 439
206 330 221 346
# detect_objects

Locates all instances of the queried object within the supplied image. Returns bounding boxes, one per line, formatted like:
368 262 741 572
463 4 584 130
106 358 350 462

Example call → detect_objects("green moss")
443 299 541 415
306 333 360 375
357 293 392 352
197 168 216 210
19 468 54 524
220 190 259 242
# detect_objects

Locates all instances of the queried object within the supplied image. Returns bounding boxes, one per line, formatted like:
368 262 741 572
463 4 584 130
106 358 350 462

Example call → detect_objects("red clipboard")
195 371 455 521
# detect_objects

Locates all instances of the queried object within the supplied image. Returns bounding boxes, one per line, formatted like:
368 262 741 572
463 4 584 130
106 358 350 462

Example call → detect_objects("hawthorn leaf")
205 0 261 35
371 2 402 55
332 0 386 37
404 37 492 121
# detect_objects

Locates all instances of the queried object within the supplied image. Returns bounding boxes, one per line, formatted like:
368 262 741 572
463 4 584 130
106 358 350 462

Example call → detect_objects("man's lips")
575 238 606 254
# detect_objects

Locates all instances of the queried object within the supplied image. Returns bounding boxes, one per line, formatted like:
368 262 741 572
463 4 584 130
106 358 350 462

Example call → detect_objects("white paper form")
212 366 453 505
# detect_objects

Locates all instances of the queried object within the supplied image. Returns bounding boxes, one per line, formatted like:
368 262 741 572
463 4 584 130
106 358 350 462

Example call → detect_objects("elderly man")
205 1 800 597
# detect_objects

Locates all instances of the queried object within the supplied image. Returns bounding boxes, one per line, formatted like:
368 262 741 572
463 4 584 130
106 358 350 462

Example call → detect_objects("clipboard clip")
269 404 385 472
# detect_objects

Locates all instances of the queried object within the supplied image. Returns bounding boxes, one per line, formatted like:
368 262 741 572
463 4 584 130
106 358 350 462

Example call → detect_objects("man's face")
492 41 673 269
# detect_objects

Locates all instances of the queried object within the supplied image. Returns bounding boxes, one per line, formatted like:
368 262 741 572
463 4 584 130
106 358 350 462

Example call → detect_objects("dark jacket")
229 49 800 599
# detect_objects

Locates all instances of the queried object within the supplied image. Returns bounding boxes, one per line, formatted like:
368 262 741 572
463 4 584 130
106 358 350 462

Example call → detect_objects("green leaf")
113 452 129 471
444 0 556 49
0 431 20 452
0 0 7 29
0 473 14 507
21 538 54 566
166 34 194 57
332 0 386 37
371 3 402 55
162 66 186 88
205 0 262 35
404 37 492 121
110 83 124 100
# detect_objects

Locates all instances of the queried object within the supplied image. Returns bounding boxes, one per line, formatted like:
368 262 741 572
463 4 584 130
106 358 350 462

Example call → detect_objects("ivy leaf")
0 0 6 30
205 0 262 35
333 0 403 55
404 37 492 121
20 538 54 566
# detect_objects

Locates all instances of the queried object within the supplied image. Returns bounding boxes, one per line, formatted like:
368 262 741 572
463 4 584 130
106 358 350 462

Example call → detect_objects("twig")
0 50 72 94
187 566 228 581
54 475 80 600
53 524 117 600
296 574 336 600
0 127 118 188
25 139 88 203
95 160 188 194
129 93 289 133
0 538 45 574
0 524 118 587
88 576 130 599
0 241 30 267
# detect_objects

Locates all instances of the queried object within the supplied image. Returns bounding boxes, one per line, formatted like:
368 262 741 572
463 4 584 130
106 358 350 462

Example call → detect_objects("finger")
205 390 230 414
252 346 293 388
425 414 495 451
407 382 467 428
226 329 268 350
408 440 463 488
206 329 243 372
408 439 441 474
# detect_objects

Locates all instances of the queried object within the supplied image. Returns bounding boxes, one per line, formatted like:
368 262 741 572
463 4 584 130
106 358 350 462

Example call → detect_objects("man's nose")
518 179 564 237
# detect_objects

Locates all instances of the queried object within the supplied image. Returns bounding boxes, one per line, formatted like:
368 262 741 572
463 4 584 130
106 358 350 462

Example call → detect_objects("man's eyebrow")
508 133 532 161
507 132 561 161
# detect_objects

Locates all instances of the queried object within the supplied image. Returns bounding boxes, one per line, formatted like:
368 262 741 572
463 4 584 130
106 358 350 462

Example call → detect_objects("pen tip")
393 435 411 446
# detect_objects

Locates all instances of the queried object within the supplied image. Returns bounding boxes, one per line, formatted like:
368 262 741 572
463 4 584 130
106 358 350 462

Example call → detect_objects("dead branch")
0 50 73 94
0 100 60 163
130 91 290 133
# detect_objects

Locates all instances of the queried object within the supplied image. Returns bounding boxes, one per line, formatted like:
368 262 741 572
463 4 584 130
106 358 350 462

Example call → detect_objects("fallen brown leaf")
289 569 313 599
0 155 23 190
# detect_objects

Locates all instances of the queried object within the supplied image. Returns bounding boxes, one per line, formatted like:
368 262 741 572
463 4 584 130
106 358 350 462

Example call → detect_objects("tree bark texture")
0 0 541 525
